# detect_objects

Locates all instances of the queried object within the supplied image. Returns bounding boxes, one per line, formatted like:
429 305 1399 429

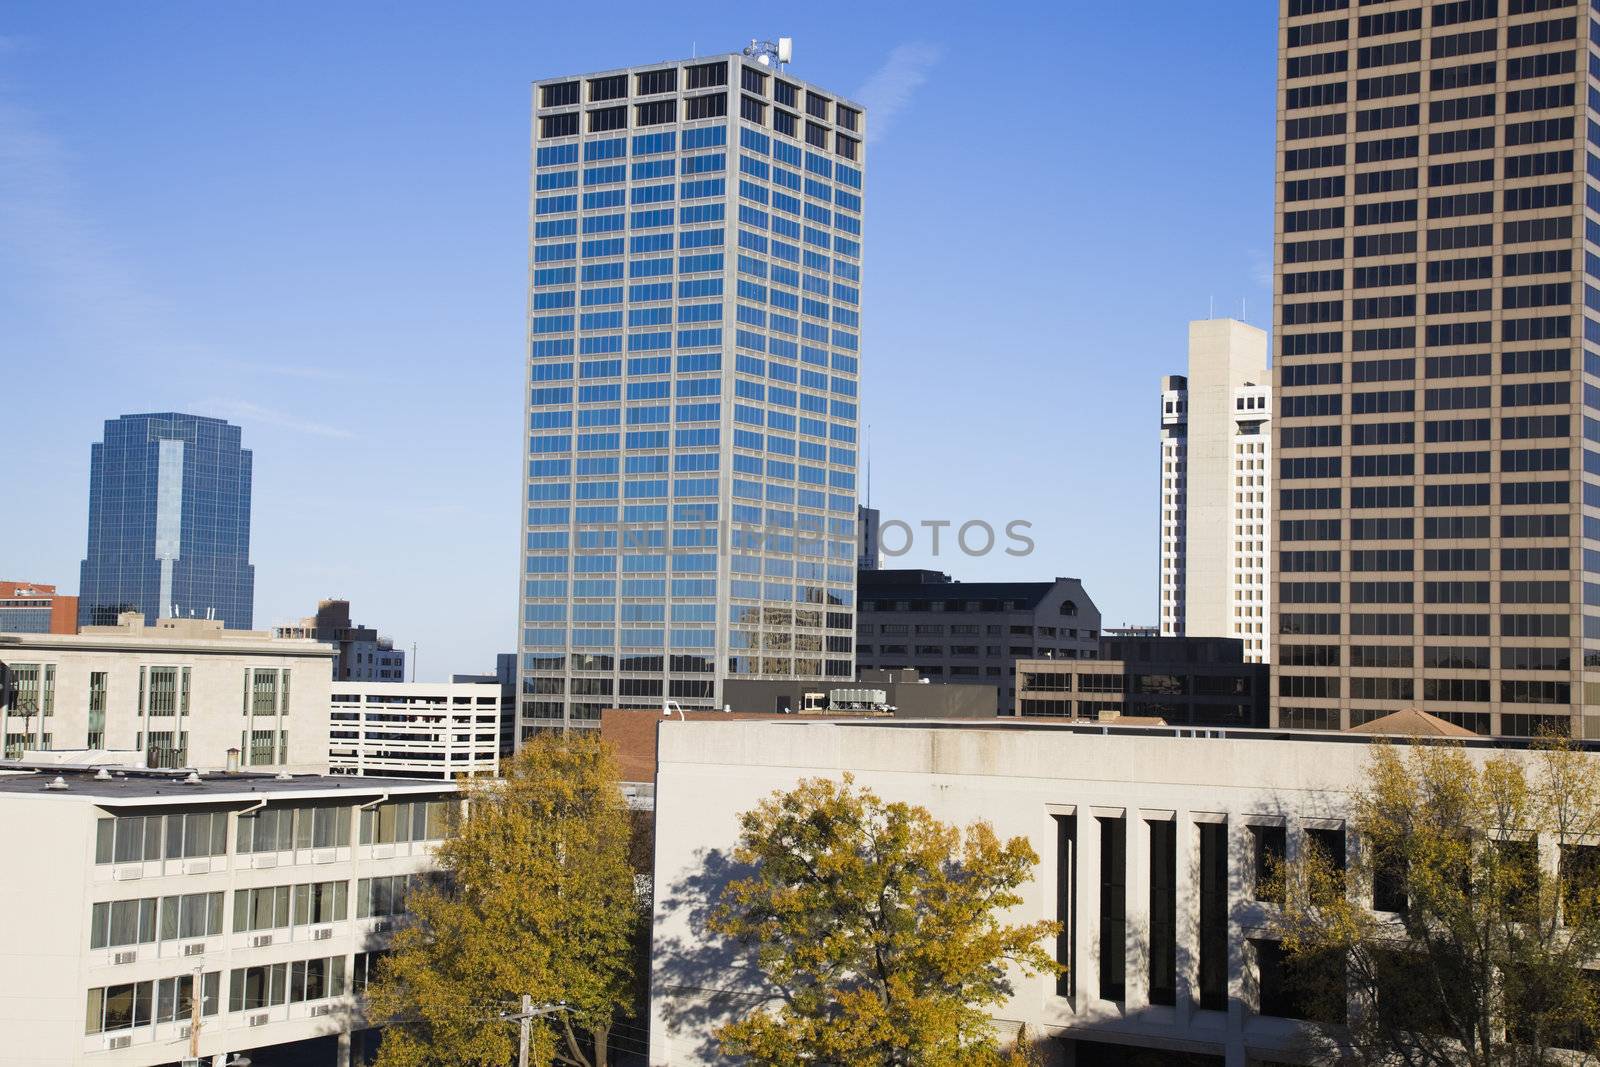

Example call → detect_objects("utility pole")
518 993 532 1067
188 964 203 1060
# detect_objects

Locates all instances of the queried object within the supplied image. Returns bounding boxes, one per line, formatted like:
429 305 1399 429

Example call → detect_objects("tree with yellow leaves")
365 733 641 1067
708 774 1061 1066
1271 738 1600 1066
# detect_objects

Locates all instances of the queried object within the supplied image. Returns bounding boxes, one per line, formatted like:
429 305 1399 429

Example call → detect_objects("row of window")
93 800 450 865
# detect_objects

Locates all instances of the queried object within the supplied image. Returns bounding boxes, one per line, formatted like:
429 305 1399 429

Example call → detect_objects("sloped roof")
1345 707 1479 738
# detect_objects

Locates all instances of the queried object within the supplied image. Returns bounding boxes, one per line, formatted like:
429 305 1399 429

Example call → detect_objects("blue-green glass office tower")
78 413 255 629
521 54 865 732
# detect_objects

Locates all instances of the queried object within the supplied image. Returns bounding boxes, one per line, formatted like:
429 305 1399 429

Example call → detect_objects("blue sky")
0 2 1276 678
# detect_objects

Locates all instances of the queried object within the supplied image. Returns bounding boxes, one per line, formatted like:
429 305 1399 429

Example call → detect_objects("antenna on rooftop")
743 37 793 71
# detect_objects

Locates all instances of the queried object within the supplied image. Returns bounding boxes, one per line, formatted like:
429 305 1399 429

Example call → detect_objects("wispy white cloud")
0 96 177 356
1248 247 1274 289
854 43 942 144
203 399 355 440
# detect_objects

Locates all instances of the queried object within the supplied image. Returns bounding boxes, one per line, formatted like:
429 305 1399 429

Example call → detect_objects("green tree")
708 774 1060 1066
1272 739 1600 1066
366 733 641 1067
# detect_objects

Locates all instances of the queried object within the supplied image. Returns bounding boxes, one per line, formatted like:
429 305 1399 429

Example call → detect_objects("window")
163 811 226 859
353 949 390 994
359 798 451 845
1251 824 1286 904
635 68 675 95
357 874 415 918
87 671 107 749
93 812 224 864
1149 819 1177 1006
230 962 288 1011
86 981 152 1034
587 74 626 102
155 971 220 1024
590 105 628 132
289 955 347 1003
237 804 351 854
1098 816 1126 1001
1198 821 1228 1010
686 92 727 120
89 897 158 949
234 885 292 932
686 61 727 89
294 881 349 925
96 815 162 864
1052 813 1075 999
540 81 578 108
162 890 224 941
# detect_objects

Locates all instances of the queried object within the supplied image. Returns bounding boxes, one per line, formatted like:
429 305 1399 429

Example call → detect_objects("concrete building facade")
647 717 1553 1066
328 681 502 779
0 615 335 771
855 569 1101 715
0 765 452 1066
0 579 79 635
1273 1 1600 737
1159 319 1272 664
520 51 866 734
275 600 405 682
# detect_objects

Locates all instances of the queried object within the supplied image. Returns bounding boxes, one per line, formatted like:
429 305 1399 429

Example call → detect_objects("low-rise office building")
275 600 405 682
724 667 998 718
0 579 79 634
329 681 502 779
0 614 335 771
1015 635 1269 728
0 764 452 1066
647 717 1539 1065
855 569 1102 714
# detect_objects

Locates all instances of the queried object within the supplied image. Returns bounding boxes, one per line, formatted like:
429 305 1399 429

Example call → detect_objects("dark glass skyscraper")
78 413 255 629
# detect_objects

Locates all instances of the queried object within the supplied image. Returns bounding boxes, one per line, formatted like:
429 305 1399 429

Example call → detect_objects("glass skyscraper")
78 413 255 630
521 53 866 732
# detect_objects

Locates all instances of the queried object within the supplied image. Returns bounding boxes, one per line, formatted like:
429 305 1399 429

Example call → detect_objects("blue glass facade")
78 413 255 629
522 57 865 730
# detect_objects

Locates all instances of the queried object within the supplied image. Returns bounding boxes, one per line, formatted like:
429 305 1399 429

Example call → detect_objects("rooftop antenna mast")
742 36 793 71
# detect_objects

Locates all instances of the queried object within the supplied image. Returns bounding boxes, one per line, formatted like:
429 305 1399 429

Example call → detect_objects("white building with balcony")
0 764 452 1066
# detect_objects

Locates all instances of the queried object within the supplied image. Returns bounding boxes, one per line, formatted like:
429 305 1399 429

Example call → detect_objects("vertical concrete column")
338 1027 352 1067
1174 809 1199 1029
1125 811 1150 1012
1227 817 1249 1039
1075 809 1102 1014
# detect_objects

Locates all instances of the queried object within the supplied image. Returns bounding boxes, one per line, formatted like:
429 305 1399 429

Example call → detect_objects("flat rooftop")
0 764 454 804
662 716 1587 751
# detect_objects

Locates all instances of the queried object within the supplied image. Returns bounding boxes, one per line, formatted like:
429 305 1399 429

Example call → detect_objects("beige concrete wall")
1183 320 1269 644
0 630 335 773
648 719 1506 1065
